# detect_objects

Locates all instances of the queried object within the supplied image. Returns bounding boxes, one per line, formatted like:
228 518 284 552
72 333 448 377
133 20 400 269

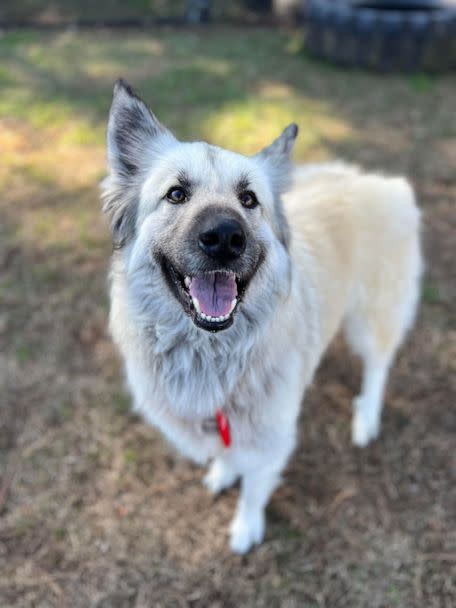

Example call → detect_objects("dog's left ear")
254 124 298 249
255 124 298 195
102 79 176 248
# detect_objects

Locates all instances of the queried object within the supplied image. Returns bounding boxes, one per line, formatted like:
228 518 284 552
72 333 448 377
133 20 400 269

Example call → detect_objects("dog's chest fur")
110 257 317 455
125 292 291 418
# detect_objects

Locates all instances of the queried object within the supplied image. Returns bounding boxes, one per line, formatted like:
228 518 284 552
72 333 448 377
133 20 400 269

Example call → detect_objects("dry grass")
0 27 455 607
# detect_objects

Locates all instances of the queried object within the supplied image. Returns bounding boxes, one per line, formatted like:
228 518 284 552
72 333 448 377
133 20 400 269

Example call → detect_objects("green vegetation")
0 1 260 23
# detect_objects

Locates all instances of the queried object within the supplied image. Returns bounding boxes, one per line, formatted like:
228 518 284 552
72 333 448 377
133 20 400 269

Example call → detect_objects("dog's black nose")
198 218 246 261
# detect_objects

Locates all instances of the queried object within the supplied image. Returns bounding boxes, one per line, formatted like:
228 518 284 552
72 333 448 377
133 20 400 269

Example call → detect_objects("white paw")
229 510 265 554
351 397 380 447
203 460 237 495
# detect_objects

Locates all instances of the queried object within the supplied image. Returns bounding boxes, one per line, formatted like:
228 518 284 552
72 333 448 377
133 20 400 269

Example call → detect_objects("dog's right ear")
107 79 175 178
102 79 176 248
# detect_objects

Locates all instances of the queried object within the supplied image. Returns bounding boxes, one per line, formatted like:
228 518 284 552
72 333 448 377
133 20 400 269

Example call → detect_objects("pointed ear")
107 78 174 177
102 79 176 248
255 123 298 194
254 124 298 250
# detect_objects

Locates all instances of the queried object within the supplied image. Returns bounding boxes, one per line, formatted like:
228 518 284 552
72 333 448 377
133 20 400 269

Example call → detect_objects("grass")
1 26 455 608
0 1 186 22
422 282 441 305
0 1 259 24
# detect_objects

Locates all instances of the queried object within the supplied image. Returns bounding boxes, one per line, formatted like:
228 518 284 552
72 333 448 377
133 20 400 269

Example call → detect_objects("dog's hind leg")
344 254 421 447
343 177 422 447
350 348 392 448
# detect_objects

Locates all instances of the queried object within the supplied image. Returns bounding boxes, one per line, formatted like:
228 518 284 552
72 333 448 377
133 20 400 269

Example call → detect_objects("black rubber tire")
302 0 456 72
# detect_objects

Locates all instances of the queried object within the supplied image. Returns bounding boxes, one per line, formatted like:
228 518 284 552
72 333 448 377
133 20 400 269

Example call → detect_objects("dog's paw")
203 459 237 495
351 397 380 448
229 510 265 554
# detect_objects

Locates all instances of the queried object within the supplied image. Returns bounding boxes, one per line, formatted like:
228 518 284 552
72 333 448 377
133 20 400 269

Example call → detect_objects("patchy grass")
408 73 435 93
0 0 185 22
422 282 442 305
0 1 263 24
1 27 455 608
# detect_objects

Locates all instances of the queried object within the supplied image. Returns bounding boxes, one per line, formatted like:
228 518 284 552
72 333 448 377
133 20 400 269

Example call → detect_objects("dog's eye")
239 190 259 209
166 187 187 204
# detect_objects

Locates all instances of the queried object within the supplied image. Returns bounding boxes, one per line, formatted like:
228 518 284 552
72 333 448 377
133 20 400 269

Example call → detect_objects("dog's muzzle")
159 208 262 332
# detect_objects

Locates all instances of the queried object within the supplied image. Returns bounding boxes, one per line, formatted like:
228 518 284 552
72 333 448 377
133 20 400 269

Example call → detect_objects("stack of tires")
302 0 456 72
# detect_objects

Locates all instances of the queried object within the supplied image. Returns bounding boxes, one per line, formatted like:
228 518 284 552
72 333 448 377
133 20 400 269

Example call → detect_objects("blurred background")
0 2 455 607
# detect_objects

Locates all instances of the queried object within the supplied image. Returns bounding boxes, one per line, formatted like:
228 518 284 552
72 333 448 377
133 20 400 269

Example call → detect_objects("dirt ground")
0 27 455 608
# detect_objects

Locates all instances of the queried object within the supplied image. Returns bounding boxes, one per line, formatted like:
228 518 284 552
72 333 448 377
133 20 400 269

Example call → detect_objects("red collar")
215 410 231 447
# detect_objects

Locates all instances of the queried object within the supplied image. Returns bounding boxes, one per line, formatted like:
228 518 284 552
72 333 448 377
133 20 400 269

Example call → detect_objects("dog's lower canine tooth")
192 297 201 314
184 276 191 288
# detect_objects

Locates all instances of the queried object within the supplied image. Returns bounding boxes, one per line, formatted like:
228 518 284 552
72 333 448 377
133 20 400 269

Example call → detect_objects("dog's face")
102 80 298 333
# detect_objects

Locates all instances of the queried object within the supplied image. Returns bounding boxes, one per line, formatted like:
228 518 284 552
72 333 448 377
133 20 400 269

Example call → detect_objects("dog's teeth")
192 296 201 314
199 313 231 323
198 311 232 323
184 276 191 288
229 299 237 314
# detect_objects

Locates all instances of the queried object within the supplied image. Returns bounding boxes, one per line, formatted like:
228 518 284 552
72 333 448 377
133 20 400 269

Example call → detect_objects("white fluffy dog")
102 80 422 553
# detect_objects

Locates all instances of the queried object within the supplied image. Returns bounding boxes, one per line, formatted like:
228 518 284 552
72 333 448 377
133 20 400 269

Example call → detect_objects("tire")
302 0 456 72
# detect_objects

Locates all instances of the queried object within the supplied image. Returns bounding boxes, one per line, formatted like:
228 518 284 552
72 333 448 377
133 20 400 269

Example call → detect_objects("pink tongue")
189 273 237 317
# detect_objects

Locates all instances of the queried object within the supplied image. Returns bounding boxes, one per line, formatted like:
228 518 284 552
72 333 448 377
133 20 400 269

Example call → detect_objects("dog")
101 80 422 554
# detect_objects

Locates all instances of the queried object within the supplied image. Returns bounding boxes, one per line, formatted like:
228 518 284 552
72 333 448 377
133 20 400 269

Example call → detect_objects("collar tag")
215 410 231 447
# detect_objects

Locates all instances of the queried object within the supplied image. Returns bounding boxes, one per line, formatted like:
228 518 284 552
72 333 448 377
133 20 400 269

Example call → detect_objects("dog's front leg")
228 350 305 553
230 463 284 554
203 457 238 495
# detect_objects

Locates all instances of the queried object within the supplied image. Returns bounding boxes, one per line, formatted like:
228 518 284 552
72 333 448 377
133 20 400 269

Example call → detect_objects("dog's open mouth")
187 272 238 329
161 258 246 331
